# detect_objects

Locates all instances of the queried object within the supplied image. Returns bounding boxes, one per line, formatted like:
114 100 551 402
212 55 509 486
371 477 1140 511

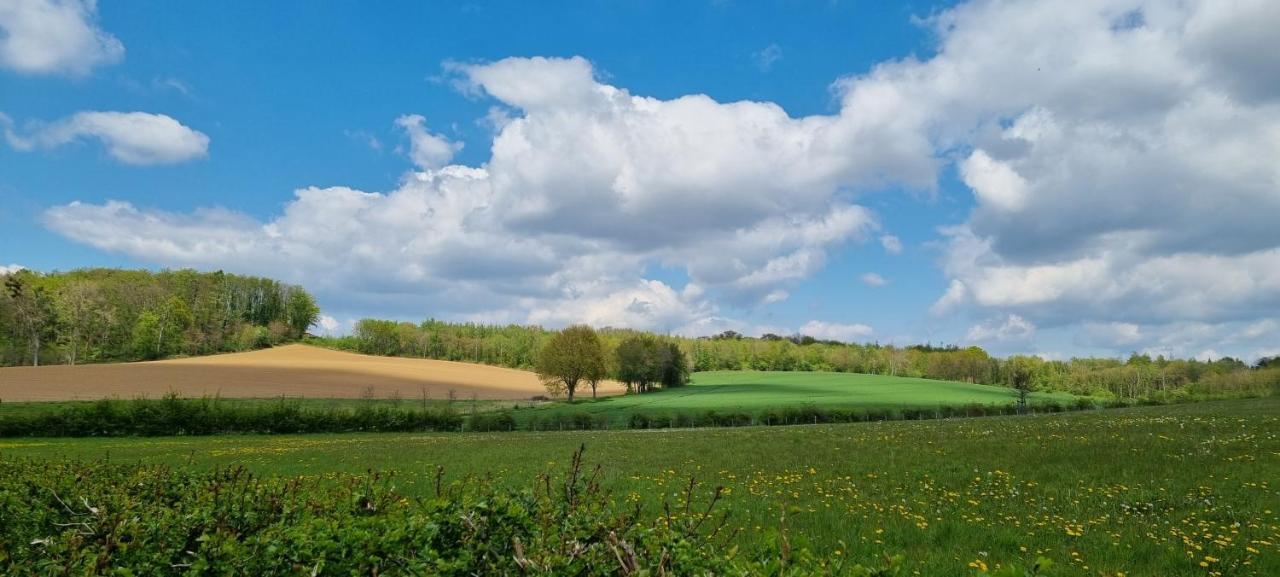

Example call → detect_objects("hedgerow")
0 446 929 576
0 394 463 437
0 395 1116 437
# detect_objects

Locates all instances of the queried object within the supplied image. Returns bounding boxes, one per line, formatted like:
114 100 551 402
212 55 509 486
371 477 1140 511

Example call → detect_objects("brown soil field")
0 344 625 402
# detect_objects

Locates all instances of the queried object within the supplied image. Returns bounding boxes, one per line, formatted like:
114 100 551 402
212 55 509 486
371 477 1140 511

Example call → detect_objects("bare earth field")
0 344 624 402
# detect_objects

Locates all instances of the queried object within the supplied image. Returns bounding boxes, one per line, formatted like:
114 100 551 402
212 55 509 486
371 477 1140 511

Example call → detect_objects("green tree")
55 279 105 365
660 341 689 388
285 287 320 339
4 272 56 366
535 325 605 401
615 334 661 393
1005 356 1038 413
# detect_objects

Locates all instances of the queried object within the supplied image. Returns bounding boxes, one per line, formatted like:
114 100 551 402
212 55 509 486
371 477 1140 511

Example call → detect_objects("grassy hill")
520 370 1079 427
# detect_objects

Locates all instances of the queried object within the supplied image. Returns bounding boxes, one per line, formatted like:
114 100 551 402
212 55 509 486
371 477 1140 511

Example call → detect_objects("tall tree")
285 287 320 339
1005 356 1037 413
660 341 689 388
535 325 605 402
55 279 104 365
5 272 56 366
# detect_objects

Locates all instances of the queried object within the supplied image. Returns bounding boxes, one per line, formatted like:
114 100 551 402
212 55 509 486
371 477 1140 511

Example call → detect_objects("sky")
1 0 1278 362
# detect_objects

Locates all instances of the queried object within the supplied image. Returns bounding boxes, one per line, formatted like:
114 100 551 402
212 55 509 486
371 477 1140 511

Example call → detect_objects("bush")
468 411 516 432
0 447 910 575
0 394 463 437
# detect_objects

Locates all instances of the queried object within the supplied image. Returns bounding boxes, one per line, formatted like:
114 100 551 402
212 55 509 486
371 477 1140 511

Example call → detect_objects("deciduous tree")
535 325 605 402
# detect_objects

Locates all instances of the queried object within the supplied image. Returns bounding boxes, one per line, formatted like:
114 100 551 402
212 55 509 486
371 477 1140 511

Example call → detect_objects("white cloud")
1193 349 1222 363
966 314 1036 343
960 149 1028 212
46 56 896 329
930 279 967 316
38 2 1280 354
859 272 887 287
0 0 123 75
754 43 782 72
394 114 461 170
0 264 25 275
317 315 341 336
799 320 873 343
5 111 208 165
834 0 1280 344
879 234 902 254
1080 322 1143 347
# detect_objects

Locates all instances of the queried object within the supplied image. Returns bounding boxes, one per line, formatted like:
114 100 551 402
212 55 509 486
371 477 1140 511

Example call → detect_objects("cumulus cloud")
39 2 1280 352
317 315 341 336
966 314 1036 343
0 0 123 75
879 234 902 255
0 264 25 275
394 114 461 170
45 55 896 329
798 320 873 343
4 111 209 165
930 279 967 317
846 0 1280 344
859 272 887 287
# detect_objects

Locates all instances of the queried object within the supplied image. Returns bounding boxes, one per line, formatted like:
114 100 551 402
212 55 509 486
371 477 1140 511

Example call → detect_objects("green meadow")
519 370 1080 427
3 397 1275 576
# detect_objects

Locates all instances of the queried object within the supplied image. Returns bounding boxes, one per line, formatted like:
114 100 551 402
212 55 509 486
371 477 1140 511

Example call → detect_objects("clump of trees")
615 334 688 393
0 268 319 366
533 328 689 400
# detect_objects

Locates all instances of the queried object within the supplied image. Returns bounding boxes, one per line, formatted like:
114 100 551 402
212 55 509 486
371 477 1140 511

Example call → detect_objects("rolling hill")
0 344 625 402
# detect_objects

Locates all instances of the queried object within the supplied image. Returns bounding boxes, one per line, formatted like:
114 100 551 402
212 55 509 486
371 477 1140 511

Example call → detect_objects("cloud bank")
40 1 1280 359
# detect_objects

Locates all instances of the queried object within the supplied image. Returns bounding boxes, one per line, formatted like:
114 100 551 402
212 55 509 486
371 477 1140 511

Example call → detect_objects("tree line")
0 268 319 366
316 319 1278 400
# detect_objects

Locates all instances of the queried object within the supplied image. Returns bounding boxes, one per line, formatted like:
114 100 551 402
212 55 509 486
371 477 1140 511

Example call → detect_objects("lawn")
518 370 1080 427
3 397 1275 576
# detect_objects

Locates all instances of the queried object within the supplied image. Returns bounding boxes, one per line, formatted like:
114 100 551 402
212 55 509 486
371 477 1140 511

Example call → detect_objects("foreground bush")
0 447 916 576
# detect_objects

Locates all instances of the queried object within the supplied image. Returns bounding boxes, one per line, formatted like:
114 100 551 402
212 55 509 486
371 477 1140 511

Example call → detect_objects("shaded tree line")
0 268 319 366
316 320 1277 401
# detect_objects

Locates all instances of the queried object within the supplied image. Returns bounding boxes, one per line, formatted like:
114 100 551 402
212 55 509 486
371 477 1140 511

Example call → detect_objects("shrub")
0 395 464 437
469 411 517 432
0 447 912 575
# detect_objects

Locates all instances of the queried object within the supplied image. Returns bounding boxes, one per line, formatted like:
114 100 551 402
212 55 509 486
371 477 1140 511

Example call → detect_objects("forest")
320 319 1279 400
0 268 319 366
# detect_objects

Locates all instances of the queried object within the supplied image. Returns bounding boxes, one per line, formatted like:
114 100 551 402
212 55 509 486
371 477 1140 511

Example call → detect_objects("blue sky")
2 0 1278 361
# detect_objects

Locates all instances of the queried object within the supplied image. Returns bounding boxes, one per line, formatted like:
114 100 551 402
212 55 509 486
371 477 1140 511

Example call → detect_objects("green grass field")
519 370 1080 427
3 397 1275 576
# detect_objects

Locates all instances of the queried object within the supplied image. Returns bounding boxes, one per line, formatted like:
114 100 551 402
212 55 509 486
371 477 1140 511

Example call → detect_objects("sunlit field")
4 397 1275 576
520 370 1081 427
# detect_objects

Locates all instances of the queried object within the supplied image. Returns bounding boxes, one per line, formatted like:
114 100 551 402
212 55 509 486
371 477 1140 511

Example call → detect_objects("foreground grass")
521 370 1080 427
3 398 1276 576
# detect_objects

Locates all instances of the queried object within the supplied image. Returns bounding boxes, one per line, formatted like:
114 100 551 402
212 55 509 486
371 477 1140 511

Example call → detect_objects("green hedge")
0 395 464 437
0 448 924 576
